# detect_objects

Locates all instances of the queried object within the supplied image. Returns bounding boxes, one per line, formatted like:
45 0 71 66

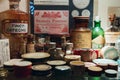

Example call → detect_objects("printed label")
5 23 28 33
92 35 105 49
27 44 35 53
34 10 69 35
71 31 91 49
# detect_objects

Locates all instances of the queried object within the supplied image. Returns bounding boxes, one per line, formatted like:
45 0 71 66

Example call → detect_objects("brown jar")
70 16 91 49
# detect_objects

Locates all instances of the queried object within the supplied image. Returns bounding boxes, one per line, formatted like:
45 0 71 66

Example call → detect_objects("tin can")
32 64 52 76
55 65 71 80
14 61 32 78
70 61 85 76
73 48 99 62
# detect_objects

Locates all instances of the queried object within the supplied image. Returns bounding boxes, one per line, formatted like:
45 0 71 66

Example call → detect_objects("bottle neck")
94 21 101 28
9 1 20 10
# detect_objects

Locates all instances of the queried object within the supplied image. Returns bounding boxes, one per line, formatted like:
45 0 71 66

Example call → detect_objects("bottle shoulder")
92 26 104 32
0 9 28 21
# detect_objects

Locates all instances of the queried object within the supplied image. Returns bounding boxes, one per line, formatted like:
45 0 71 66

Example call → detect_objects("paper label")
34 10 69 35
71 31 91 49
5 23 28 34
92 35 105 49
0 39 10 67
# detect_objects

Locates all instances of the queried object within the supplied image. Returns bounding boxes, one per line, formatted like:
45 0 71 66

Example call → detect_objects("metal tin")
54 65 71 80
47 60 66 66
84 62 97 72
108 62 118 71
64 55 81 64
88 66 102 76
32 64 52 76
97 63 108 73
3 59 23 71
70 61 85 76
14 61 32 78
73 48 98 62
105 69 117 77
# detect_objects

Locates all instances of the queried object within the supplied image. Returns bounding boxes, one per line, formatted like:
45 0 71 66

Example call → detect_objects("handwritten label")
5 23 28 34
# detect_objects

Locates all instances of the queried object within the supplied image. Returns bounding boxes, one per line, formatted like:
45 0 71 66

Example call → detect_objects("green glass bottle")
92 16 105 49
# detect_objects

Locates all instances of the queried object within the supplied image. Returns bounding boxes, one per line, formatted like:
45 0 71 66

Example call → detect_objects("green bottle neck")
94 21 101 28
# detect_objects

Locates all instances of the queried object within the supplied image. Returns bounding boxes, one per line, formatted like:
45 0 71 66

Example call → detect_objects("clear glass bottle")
92 16 105 49
0 0 29 58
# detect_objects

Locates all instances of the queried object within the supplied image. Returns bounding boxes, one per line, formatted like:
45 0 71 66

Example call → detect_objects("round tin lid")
55 65 71 71
32 64 52 71
4 59 23 66
70 61 84 66
65 55 81 60
47 60 66 66
14 61 32 67
84 62 96 68
105 69 117 74
88 66 102 72
21 52 50 59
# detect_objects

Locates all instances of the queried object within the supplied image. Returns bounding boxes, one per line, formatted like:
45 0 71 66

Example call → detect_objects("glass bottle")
70 16 91 49
47 42 56 60
61 35 67 52
44 34 51 52
26 34 35 53
65 43 73 55
54 48 65 60
0 0 29 58
92 16 105 49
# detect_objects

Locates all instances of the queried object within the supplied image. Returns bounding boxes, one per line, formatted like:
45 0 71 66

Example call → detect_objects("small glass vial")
54 48 65 60
47 42 56 60
26 34 35 53
65 43 73 55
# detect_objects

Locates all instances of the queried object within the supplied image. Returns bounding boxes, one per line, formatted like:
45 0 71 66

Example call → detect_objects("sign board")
34 10 69 35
